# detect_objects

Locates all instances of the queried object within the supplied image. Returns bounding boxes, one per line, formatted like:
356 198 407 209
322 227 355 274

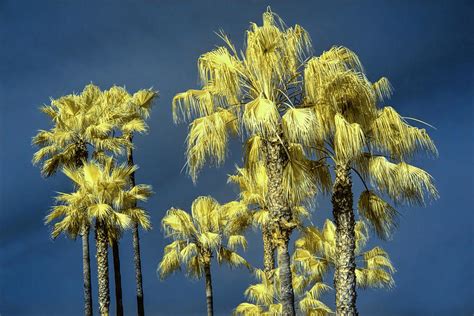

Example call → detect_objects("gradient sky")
1 1 473 315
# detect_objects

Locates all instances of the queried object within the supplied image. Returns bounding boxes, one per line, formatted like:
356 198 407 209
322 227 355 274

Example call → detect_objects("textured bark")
264 137 295 316
332 163 358 316
262 225 275 273
203 263 214 316
96 220 110 316
112 241 124 316
82 225 93 316
132 223 145 316
127 134 145 316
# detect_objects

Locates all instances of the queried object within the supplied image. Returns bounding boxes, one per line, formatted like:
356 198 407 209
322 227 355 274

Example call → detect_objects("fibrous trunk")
204 263 214 316
127 134 145 316
82 224 93 316
264 137 295 316
262 224 275 274
95 220 110 316
112 240 124 316
332 163 358 316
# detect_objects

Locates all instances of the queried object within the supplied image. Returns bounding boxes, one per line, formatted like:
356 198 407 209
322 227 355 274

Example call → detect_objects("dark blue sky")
1 0 473 315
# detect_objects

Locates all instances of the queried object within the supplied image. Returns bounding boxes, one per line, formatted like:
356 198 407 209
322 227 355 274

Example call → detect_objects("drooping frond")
358 190 398 240
172 89 217 123
370 106 437 159
198 46 242 103
368 157 439 206
282 107 318 147
186 109 238 181
372 77 393 102
242 97 279 137
334 113 366 163
283 144 319 205
157 240 185 279
356 246 395 289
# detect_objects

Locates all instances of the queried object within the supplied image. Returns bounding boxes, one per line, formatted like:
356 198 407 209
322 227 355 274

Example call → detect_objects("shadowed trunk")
96 220 110 316
127 134 145 316
112 241 124 316
332 163 358 316
264 137 295 316
82 224 93 316
204 263 214 316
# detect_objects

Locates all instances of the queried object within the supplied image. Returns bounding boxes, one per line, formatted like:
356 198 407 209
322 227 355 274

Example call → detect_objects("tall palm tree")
158 196 250 316
301 47 438 314
102 86 157 316
34 84 127 316
51 159 152 316
172 9 332 314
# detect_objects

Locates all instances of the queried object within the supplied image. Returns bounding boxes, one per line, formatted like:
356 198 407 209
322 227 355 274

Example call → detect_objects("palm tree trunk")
332 163 358 316
264 137 295 316
262 224 275 273
127 133 146 316
76 146 92 316
112 241 124 316
96 220 110 316
82 224 93 316
203 263 214 316
132 223 145 316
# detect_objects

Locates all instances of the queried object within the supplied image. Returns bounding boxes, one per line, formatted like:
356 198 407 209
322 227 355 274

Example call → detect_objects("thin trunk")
96 220 110 316
204 263 214 316
127 134 145 316
264 137 295 316
77 144 92 316
332 163 358 316
112 241 124 316
82 225 93 316
132 223 145 316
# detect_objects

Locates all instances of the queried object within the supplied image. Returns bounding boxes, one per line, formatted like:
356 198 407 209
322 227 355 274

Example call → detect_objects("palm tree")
158 196 250 316
172 9 332 314
302 46 438 315
102 86 157 316
228 162 316 276
294 220 395 291
50 159 152 316
34 84 127 316
235 219 395 316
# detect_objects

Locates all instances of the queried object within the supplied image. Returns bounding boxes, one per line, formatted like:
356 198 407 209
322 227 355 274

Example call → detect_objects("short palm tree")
102 85 157 316
302 47 438 314
294 220 395 291
48 159 151 316
158 196 250 316
235 265 332 316
172 9 332 314
228 162 316 275
34 84 127 316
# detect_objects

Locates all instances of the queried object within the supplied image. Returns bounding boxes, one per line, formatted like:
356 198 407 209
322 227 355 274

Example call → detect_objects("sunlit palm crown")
32 84 157 176
158 196 250 280
172 8 437 228
45 159 152 239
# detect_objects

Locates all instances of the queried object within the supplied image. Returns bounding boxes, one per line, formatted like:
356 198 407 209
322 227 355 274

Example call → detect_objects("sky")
0 0 473 315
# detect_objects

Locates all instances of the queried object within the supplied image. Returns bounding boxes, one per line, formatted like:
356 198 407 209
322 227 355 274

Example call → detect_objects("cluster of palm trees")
34 8 437 316
164 8 437 316
33 84 157 316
